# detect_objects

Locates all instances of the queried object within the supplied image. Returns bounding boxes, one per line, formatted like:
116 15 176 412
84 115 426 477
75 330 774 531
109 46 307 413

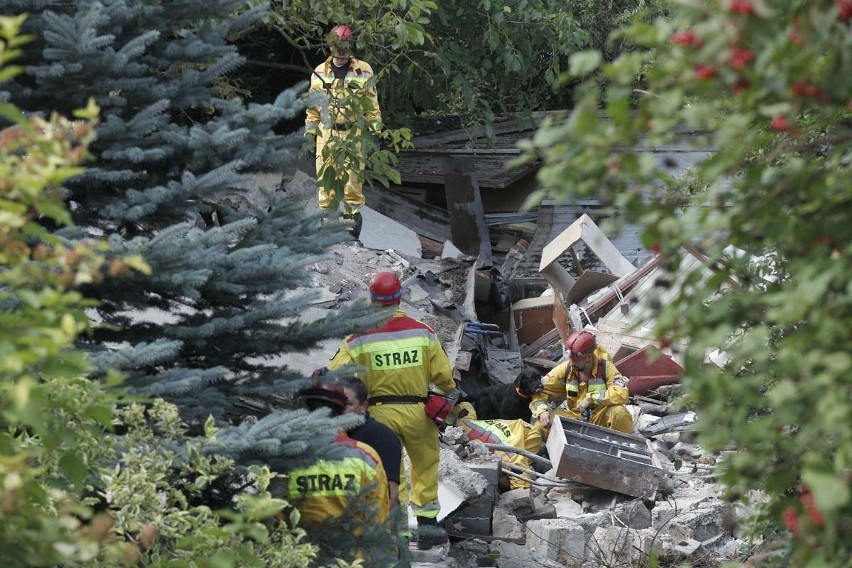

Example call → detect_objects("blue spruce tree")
3 1 397 563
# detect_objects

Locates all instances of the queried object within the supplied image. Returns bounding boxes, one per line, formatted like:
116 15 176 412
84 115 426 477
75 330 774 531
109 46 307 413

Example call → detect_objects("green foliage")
96 401 321 567
262 0 419 188
522 0 851 564
264 0 669 132
1 15 134 565
0 17 334 568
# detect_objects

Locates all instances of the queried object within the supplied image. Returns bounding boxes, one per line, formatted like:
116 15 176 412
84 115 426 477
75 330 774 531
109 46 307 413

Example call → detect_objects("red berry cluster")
838 0 852 22
694 64 717 80
784 507 799 535
790 82 824 100
671 29 702 47
729 0 755 15
799 484 825 528
784 484 827 539
770 116 790 132
729 46 754 70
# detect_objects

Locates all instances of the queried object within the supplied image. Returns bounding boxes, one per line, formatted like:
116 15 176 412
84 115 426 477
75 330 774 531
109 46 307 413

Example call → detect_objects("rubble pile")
433 400 757 568
255 170 761 567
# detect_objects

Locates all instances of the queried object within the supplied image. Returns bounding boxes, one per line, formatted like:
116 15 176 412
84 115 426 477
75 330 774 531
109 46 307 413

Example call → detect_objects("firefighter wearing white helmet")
326 271 456 550
305 24 382 240
529 330 633 433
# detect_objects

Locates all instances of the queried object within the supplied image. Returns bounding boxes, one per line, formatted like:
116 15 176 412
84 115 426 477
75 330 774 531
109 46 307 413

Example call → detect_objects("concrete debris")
641 411 699 435
257 168 762 567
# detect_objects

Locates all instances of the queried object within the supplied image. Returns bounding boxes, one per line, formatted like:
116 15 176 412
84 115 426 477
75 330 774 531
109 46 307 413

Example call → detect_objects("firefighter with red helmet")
305 24 382 241
288 383 390 526
529 330 633 433
326 271 456 550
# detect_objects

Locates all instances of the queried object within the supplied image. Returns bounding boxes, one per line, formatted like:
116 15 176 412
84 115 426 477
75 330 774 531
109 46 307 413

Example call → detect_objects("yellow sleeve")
305 63 325 128
598 359 629 406
428 338 456 394
372 458 389 522
327 338 354 370
361 444 389 522
359 61 382 125
530 361 569 417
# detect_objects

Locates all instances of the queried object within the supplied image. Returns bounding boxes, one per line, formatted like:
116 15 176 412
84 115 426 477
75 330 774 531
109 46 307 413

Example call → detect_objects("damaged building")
260 114 757 567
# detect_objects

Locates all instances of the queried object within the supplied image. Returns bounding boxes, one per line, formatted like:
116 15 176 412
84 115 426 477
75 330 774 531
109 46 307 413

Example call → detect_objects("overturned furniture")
546 416 667 498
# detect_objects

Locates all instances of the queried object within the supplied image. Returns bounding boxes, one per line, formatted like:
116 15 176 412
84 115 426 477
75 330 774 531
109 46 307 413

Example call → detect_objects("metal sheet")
546 416 666 498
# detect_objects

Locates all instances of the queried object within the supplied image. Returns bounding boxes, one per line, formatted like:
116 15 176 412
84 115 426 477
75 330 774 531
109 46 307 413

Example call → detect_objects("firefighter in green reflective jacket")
327 271 456 550
304 24 382 240
286 384 389 526
530 330 633 433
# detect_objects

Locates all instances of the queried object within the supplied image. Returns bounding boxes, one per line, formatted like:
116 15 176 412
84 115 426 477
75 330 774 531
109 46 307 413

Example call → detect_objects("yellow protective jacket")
328 309 455 519
530 346 629 418
328 309 456 397
305 56 381 132
286 433 388 526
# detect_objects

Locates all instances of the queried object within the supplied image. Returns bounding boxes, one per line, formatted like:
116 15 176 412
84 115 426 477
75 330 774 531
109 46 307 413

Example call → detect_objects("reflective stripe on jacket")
286 433 388 525
305 57 381 130
327 309 455 397
530 346 628 416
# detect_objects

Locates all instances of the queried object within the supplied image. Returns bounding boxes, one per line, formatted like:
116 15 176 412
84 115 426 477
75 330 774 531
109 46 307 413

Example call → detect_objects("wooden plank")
443 157 492 264
362 185 451 243
539 213 636 278
523 356 558 370
583 255 663 317
396 152 537 189
412 113 546 148
519 327 561 358
410 148 522 155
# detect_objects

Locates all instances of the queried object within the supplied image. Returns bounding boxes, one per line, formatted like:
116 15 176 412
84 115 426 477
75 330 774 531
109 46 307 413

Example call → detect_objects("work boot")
341 211 363 240
415 516 448 550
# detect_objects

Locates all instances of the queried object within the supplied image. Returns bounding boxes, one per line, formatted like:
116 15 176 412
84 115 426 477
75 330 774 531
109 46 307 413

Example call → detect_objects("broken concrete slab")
588 526 647 566
360 206 423 257
553 499 583 518
492 507 525 540
437 448 489 521
641 411 698 436
669 537 702 556
442 240 465 259
525 518 586 567
614 500 653 530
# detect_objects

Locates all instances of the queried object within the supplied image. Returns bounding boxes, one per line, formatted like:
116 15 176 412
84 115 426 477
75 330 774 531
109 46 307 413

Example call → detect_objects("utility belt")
368 395 427 405
369 393 455 427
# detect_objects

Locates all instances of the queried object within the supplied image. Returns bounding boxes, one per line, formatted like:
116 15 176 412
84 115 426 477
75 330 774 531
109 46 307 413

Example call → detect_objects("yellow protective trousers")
315 127 365 213
369 402 441 519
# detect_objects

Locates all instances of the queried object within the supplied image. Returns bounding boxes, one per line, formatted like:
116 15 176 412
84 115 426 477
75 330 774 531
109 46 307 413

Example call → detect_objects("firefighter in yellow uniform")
305 24 382 240
530 330 633 434
286 384 389 526
327 271 456 550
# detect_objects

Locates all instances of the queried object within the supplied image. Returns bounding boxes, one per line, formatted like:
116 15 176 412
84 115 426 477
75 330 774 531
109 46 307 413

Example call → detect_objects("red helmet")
330 25 354 42
565 330 597 359
369 271 402 305
302 382 347 412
